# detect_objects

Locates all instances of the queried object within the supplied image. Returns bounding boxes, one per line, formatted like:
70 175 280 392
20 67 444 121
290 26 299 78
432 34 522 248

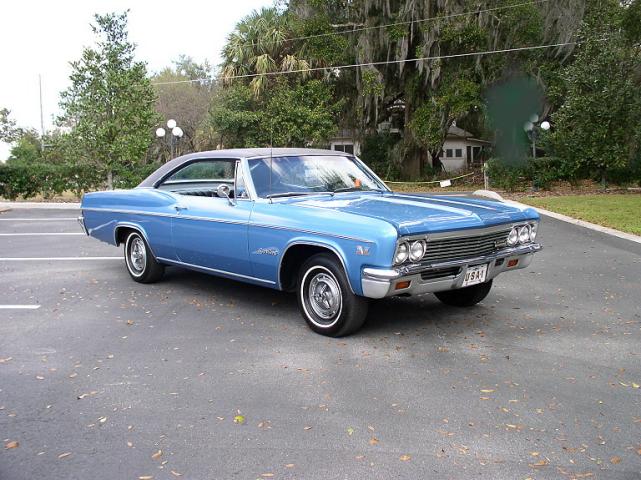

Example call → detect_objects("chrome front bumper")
361 243 542 299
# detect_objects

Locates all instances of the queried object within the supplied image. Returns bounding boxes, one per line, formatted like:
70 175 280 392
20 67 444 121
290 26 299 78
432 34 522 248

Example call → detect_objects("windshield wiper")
332 187 386 194
265 191 332 199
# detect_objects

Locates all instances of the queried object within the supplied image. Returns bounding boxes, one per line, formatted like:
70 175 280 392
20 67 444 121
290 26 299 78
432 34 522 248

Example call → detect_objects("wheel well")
279 244 343 292
115 226 139 246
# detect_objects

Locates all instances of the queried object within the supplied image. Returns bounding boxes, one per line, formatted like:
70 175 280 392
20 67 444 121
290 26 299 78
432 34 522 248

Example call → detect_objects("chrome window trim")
156 257 275 285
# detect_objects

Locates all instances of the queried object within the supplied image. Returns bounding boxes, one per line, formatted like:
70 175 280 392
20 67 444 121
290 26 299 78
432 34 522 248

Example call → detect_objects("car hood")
293 192 538 235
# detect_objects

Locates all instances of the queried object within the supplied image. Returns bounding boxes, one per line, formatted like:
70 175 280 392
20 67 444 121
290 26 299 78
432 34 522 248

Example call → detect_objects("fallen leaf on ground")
437 347 449 352
127 441 133 448
68 372 78 378
233 415 245 425
151 450 162 460
98 416 107 424
347 427 354 436
303 426 312 430
170 471 182 477
36 375 44 380
529 459 549 468
480 389 495 393
261 474 274 478
58 452 72 459
4 441 19 449
610 456 621 464
369 437 379 445
139 476 153 480
400 454 411 461
285 464 295 468
0 357 13 363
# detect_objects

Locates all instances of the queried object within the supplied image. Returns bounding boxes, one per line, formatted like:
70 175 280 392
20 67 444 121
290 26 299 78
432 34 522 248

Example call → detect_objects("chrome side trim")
83 207 247 226
157 257 276 285
251 223 374 244
82 207 373 243
277 241 355 293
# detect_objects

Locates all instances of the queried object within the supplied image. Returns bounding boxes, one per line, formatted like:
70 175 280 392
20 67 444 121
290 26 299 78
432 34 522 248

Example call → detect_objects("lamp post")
523 115 551 160
156 119 183 161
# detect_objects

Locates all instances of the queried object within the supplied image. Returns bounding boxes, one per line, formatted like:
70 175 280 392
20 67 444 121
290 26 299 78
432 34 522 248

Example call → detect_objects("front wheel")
124 231 165 283
297 253 369 337
434 279 493 307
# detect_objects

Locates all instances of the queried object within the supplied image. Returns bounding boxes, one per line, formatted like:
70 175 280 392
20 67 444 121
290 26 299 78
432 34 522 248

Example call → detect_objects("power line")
153 0 553 87
152 39 584 86
274 0 551 46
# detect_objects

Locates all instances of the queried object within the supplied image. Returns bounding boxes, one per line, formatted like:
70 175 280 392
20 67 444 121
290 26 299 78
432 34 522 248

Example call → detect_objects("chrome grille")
422 229 511 263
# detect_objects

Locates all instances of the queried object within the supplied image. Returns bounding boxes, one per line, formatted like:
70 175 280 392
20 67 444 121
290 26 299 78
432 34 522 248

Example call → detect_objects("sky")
0 0 273 160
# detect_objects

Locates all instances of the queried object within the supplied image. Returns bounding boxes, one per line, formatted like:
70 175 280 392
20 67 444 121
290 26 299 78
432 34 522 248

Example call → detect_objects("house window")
445 149 453 158
333 143 354 155
455 149 462 158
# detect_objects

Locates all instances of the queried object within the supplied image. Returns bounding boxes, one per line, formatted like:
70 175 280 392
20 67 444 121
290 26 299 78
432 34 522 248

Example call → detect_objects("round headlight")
518 225 531 244
394 242 409 264
507 227 519 246
530 223 538 241
409 240 426 262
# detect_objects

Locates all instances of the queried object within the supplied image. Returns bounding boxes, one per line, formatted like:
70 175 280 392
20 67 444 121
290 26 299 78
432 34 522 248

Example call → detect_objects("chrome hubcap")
129 237 146 273
308 272 341 321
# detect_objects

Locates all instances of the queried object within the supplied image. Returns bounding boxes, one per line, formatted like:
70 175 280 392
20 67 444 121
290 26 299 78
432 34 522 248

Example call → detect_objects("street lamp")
156 119 183 160
523 115 550 160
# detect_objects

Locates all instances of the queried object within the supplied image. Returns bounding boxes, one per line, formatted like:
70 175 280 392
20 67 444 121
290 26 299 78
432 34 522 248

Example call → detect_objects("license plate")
462 264 488 287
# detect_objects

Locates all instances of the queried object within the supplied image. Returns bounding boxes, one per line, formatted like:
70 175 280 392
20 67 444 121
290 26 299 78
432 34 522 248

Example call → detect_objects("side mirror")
217 184 235 206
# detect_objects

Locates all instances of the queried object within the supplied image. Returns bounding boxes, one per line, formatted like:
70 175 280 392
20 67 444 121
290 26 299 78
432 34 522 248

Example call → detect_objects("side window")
455 148 462 158
236 164 249 199
166 160 235 182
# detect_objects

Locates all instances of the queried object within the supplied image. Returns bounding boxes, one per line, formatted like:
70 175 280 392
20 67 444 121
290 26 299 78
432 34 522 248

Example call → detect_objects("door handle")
174 204 188 211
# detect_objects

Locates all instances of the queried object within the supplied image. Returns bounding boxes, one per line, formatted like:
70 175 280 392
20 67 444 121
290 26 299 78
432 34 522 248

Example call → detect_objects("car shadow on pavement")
161 266 491 336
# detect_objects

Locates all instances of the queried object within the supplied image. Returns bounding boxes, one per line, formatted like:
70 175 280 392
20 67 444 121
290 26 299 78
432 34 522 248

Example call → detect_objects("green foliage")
0 161 160 200
550 0 641 184
8 131 41 163
486 156 573 191
209 80 341 148
0 108 21 143
59 11 158 188
360 133 401 180
361 70 384 98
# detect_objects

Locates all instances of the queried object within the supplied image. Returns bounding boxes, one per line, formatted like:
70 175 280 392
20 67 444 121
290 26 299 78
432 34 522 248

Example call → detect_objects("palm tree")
221 8 310 98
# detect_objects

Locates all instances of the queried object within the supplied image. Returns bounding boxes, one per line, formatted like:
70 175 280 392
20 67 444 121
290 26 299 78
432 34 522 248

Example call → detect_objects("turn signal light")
507 259 519 268
395 281 411 290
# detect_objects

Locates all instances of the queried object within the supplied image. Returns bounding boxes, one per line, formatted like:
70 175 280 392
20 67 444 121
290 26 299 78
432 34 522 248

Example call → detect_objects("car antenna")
269 118 273 203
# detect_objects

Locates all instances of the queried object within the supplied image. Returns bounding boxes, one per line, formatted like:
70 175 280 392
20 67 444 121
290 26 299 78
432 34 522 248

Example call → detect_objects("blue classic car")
79 148 541 336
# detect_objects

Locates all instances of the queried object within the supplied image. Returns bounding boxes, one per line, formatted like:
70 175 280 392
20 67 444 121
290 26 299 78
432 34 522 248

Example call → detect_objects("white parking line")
0 305 41 309
0 233 85 236
0 218 78 221
0 257 122 261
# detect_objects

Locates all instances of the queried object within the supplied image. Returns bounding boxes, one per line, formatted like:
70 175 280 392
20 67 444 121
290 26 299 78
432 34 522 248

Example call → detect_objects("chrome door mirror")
217 184 234 206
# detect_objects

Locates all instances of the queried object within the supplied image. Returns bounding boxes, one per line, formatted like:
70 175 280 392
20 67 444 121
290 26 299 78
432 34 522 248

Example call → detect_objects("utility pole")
39 74 45 153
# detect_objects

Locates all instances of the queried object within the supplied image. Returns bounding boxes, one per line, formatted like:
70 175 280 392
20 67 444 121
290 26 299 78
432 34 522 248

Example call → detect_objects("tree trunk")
107 170 113 190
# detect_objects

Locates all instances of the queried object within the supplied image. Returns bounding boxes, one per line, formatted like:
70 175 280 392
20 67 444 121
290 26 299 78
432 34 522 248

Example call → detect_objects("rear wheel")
434 280 493 307
124 231 164 283
297 253 369 337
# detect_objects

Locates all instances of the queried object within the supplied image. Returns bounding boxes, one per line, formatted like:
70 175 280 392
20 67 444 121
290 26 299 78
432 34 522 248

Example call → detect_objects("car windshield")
248 155 388 198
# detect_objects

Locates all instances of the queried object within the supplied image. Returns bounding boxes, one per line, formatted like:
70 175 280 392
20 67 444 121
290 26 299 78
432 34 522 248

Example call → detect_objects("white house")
438 123 491 172
327 122 490 173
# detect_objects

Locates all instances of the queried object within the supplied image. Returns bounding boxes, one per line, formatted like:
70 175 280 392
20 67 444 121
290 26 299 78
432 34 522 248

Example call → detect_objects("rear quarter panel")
81 188 177 259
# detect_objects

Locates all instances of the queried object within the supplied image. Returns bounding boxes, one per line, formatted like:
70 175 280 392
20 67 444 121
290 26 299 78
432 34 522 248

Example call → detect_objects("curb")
0 202 80 210
473 190 641 245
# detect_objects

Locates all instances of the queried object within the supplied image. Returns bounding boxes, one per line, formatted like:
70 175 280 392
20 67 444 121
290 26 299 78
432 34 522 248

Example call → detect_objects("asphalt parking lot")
1 206 640 480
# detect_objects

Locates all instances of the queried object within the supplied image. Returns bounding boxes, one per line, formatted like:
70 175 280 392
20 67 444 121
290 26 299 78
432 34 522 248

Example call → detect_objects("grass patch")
521 194 641 235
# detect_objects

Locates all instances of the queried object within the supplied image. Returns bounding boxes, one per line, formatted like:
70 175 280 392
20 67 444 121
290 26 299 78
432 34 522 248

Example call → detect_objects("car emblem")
253 247 279 256
356 245 370 256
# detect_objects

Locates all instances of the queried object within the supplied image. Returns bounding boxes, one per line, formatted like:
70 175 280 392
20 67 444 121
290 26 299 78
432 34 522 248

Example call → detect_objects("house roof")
446 124 491 144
